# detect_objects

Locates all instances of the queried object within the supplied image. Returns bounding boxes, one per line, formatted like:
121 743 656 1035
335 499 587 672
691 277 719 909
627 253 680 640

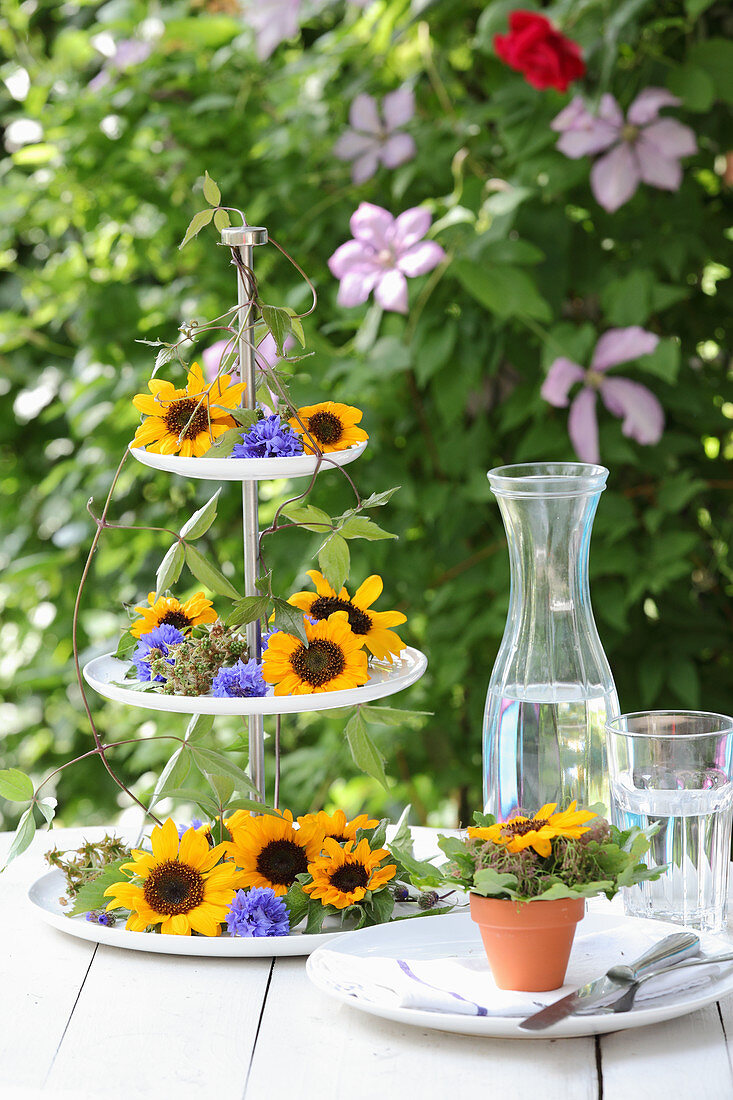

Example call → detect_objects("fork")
611 950 733 1013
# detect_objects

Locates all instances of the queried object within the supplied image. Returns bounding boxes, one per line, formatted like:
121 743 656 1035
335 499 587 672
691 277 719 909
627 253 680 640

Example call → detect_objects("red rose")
494 11 585 93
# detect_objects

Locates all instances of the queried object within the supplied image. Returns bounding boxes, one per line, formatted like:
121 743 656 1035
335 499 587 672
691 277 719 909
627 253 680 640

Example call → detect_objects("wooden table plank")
600 1003 733 1100
245 958 599 1100
0 828 103 1091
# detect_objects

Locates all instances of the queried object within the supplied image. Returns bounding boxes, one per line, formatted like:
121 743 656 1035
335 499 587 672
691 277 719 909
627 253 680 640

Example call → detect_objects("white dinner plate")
29 870 349 957
306 911 733 1038
83 646 427 715
128 440 367 481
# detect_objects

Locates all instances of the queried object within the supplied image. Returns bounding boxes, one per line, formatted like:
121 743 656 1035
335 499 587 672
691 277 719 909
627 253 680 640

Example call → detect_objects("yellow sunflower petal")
352 574 383 610
151 817 180 861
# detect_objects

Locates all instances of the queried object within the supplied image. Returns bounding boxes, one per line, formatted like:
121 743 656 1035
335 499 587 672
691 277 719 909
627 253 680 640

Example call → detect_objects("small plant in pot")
438 803 662 992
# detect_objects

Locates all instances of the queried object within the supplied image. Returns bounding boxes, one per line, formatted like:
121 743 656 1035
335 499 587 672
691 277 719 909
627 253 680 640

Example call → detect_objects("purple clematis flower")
88 39 153 92
334 88 416 184
240 0 301 60
551 88 697 212
328 202 445 314
541 327 664 463
203 332 293 397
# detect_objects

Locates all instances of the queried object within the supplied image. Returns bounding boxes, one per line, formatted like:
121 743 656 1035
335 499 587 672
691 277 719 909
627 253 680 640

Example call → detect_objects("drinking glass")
606 710 733 933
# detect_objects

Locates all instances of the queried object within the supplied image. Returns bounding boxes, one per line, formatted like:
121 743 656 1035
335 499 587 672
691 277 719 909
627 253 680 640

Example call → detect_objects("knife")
518 931 700 1031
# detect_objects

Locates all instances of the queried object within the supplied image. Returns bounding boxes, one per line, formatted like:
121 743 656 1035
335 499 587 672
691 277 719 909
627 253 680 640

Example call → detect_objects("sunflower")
262 611 369 695
296 809 378 846
224 809 325 896
131 360 245 457
104 819 239 935
468 802 597 859
130 591 218 639
304 837 397 910
288 401 368 454
288 571 406 663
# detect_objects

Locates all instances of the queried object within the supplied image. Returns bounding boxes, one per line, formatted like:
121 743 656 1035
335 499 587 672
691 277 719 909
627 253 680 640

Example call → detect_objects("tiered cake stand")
82 224 428 800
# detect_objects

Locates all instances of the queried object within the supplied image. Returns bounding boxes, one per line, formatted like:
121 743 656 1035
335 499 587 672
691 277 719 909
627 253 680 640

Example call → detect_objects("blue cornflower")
131 624 184 682
85 910 116 926
211 658 268 698
225 888 290 938
177 817 205 840
231 414 304 459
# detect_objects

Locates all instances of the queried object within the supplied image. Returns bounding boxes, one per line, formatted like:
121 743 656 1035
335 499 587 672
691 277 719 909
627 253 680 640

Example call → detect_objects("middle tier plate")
128 440 367 481
83 646 427 715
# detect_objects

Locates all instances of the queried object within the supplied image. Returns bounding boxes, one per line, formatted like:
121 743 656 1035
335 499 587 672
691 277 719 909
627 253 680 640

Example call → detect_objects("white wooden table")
4 826 733 1100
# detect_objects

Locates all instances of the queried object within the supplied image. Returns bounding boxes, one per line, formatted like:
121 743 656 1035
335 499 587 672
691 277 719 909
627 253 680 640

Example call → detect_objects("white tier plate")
307 911 733 1039
128 440 367 481
30 870 352 957
83 646 427 715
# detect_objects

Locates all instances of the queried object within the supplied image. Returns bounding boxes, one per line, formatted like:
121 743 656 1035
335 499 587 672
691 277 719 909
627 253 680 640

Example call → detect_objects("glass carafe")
483 463 619 819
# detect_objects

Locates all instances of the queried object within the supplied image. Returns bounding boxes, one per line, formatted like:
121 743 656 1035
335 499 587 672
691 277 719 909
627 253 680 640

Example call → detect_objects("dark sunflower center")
159 609 192 631
308 411 343 445
503 818 547 838
164 397 210 440
256 839 309 887
330 862 369 893
290 639 346 687
328 833 350 843
310 596 372 635
143 859 204 915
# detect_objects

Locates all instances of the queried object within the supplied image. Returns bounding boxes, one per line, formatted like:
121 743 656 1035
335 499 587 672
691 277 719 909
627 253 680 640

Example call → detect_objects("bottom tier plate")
29 870 375 957
83 646 427 715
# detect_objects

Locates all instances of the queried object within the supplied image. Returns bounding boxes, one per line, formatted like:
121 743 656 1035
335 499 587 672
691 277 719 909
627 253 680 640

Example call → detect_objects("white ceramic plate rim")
128 440 367 481
29 870 347 957
83 646 427 715
306 911 733 1039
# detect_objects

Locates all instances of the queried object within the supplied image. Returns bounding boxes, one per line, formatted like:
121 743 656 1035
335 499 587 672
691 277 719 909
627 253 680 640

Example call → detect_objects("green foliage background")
1 0 731 829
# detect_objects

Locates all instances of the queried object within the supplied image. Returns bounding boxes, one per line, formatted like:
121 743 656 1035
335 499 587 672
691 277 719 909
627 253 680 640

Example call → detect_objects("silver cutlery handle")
608 931 700 982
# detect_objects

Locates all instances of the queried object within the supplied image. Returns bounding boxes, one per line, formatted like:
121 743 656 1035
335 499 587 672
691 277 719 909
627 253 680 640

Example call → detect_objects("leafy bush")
1 0 731 828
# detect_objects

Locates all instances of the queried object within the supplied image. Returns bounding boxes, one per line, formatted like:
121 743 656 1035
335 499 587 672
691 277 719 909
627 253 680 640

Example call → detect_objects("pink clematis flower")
203 333 292 382
88 38 153 91
551 88 697 212
541 327 664 463
328 202 445 314
240 0 301 60
333 88 416 184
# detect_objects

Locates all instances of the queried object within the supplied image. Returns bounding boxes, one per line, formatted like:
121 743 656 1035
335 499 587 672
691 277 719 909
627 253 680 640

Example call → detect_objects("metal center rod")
223 225 268 800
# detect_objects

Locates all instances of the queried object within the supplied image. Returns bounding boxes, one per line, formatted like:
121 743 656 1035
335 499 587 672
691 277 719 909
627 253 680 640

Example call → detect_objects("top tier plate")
128 441 367 482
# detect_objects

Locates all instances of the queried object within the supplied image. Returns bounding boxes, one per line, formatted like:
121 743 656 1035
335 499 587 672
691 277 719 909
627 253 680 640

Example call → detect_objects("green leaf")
260 304 291 357
184 544 242 600
202 170 221 206
0 768 34 802
184 714 214 744
188 746 258 795
366 884 395 924
318 534 350 593
687 38 733 104
202 427 242 458
5 808 36 865
179 208 214 249
225 798 281 816
636 339 680 384
226 595 270 629
338 516 397 541
229 408 259 431
283 307 305 347
345 710 388 789
282 503 333 533
68 860 129 916
162 788 221 818
155 542 185 598
180 489 220 540
360 487 400 509
391 804 412 852
388 844 442 888
205 771 235 806
271 598 309 646
304 902 327 935
213 208 231 231
472 868 519 897
667 63 715 112
453 259 551 322
149 747 192 809
36 797 57 825
361 706 432 727
115 631 137 660
284 882 311 929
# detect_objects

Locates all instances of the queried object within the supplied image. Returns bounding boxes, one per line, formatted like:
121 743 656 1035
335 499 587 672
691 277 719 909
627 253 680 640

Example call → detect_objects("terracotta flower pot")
469 893 586 991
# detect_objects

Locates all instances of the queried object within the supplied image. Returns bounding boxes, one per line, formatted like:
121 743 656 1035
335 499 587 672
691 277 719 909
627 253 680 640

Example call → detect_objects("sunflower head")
224 809 326 896
104 818 239 935
288 571 406 663
296 809 379 847
130 591 217 639
261 611 369 695
288 401 368 455
303 837 397 910
131 361 246 458
468 802 596 858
